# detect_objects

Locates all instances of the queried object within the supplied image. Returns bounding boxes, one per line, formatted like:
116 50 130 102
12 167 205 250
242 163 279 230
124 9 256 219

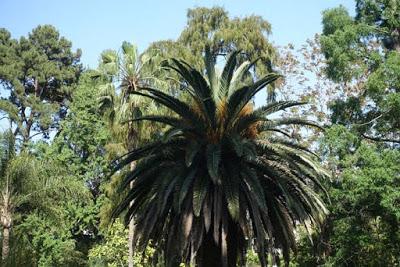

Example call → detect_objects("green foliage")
113 51 328 266
317 3 400 262
364 51 400 133
145 6 277 101
293 125 400 266
322 6 353 36
27 71 112 261
0 25 82 144
319 124 360 170
321 7 372 82
16 213 85 267
88 219 155 267
355 0 400 43
327 143 400 266
179 7 275 75
50 71 110 193
321 2 400 142
88 219 129 267
0 71 106 265
0 129 91 265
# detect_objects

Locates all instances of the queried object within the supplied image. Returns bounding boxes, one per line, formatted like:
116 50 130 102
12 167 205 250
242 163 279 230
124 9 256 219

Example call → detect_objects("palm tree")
97 41 168 267
113 51 329 267
98 42 161 150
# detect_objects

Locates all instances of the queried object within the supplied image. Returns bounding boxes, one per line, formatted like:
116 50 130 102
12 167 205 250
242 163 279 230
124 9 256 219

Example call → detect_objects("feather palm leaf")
113 51 329 267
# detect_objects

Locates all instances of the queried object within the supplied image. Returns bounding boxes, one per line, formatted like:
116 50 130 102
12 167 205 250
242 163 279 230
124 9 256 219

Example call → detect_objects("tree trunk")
128 161 136 267
198 229 223 267
2 227 10 261
128 187 134 267
227 217 238 267
197 218 238 267
1 193 12 263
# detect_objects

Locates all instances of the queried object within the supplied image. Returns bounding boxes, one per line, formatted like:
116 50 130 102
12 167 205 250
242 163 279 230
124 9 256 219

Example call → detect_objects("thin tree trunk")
1 192 12 263
128 161 136 267
128 182 134 267
2 226 10 261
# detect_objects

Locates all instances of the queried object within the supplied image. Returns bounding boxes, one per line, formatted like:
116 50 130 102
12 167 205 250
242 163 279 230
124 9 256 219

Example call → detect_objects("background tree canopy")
0 25 82 145
320 0 400 143
145 7 278 101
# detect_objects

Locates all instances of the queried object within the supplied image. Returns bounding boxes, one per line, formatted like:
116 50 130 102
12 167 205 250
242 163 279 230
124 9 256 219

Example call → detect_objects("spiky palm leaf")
113 51 328 267
98 42 167 152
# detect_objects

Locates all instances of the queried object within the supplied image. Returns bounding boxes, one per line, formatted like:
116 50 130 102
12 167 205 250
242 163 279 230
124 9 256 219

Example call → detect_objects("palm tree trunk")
2 226 10 261
198 229 222 267
198 218 238 267
227 218 239 267
128 161 136 267
128 185 134 267
1 193 12 263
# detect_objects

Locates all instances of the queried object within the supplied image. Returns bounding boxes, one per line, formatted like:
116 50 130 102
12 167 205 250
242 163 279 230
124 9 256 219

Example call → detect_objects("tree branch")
361 133 400 144
28 130 46 140
357 113 384 126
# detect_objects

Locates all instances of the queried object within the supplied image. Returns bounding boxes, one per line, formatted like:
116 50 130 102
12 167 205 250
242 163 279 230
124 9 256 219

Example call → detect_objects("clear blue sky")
0 0 355 69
